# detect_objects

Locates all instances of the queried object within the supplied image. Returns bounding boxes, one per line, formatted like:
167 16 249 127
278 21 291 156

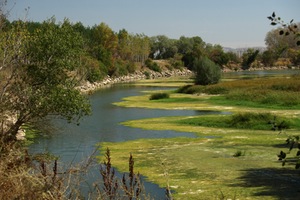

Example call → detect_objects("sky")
6 0 300 48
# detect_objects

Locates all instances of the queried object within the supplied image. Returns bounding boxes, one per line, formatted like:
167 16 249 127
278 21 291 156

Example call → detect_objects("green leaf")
267 16 273 20
271 22 277 26
279 30 284 35
297 41 300 46
272 12 276 18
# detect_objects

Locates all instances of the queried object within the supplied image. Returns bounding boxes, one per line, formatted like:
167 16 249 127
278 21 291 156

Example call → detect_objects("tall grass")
149 92 170 100
178 75 300 108
176 112 299 131
0 145 158 199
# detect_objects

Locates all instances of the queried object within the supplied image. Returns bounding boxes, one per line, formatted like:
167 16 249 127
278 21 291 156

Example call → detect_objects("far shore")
77 65 300 94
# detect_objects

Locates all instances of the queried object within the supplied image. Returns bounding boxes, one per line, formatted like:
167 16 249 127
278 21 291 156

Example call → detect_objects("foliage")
178 75 300 109
193 56 221 85
149 35 178 59
267 12 300 46
0 19 91 143
233 150 246 157
96 148 155 199
177 84 228 95
261 50 277 67
149 92 170 100
241 49 260 69
145 59 161 72
207 44 229 67
277 136 300 169
176 112 296 131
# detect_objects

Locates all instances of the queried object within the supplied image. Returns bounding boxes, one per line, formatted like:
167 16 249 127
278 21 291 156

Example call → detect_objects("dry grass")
0 146 65 200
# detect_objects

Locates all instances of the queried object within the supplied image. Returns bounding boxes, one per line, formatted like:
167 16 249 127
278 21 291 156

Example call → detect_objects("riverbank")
77 68 193 94
77 65 300 94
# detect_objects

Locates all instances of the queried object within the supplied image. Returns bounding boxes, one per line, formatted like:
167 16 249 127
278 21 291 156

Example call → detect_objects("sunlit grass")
178 75 300 110
101 75 300 199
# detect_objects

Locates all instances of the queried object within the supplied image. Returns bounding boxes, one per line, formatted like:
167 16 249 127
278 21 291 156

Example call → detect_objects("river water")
28 69 299 198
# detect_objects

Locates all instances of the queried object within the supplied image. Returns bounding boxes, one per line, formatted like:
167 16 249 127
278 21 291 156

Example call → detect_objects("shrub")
228 112 291 130
233 150 246 157
203 86 229 94
87 68 102 83
145 59 161 72
177 85 203 94
149 92 170 100
193 57 221 85
126 62 136 74
144 71 150 79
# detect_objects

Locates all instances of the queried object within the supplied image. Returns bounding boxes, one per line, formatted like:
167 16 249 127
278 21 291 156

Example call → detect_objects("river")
28 69 299 198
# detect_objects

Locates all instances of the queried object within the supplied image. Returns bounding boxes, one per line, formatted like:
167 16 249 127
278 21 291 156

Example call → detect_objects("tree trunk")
3 118 24 143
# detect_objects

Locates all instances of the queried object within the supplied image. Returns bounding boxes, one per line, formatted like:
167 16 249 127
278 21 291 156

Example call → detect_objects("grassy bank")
99 76 300 199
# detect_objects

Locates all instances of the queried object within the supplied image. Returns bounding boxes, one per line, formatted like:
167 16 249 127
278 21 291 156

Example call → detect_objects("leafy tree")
261 50 277 67
288 48 300 65
193 57 221 85
241 49 260 70
0 19 90 143
181 36 206 69
89 23 118 75
149 35 177 59
267 12 300 46
226 51 240 64
265 28 297 57
176 36 194 55
207 44 229 67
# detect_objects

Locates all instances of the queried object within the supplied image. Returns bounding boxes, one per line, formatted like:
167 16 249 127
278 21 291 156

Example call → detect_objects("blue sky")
7 0 300 48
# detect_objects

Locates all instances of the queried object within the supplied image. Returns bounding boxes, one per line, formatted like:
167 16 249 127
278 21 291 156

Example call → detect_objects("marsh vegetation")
102 73 300 199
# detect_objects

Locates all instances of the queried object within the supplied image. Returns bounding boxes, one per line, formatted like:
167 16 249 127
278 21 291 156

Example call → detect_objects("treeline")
1 18 240 83
3 18 299 85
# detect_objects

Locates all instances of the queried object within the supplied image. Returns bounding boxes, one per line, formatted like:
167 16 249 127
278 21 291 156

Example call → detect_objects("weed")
233 150 246 157
149 92 170 100
177 76 300 109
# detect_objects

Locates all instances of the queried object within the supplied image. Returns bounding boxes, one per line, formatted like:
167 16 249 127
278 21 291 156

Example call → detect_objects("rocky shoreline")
77 68 193 94
77 65 300 94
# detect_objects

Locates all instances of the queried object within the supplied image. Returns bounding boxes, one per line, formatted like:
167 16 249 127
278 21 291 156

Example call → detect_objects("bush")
229 112 291 130
193 57 221 85
145 59 161 72
149 92 170 100
233 150 246 157
144 71 151 79
87 68 102 83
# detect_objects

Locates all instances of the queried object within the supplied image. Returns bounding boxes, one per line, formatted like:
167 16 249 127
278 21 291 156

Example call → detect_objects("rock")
77 68 193 94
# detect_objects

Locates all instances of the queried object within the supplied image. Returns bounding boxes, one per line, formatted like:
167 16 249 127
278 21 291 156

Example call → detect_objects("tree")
261 50 277 67
0 19 91 143
181 36 206 70
149 35 177 59
267 12 300 46
241 49 260 70
265 27 297 57
193 57 221 85
207 44 229 67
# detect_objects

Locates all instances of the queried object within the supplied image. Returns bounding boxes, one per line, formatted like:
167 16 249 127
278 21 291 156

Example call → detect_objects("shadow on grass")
230 167 300 199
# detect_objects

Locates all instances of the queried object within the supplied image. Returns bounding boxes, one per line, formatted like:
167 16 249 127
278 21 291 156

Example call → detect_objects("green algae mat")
99 77 300 200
